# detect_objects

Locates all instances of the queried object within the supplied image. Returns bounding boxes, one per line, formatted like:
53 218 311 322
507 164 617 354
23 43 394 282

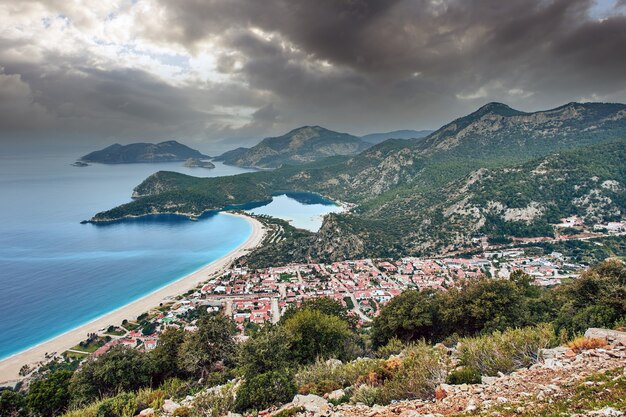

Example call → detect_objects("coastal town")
5 215 624 382
80 247 592 359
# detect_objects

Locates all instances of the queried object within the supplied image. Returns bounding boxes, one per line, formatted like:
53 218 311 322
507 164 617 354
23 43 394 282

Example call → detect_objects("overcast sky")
1 0 625 152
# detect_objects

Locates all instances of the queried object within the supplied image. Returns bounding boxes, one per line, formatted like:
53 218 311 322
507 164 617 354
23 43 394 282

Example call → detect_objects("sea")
0 150 339 360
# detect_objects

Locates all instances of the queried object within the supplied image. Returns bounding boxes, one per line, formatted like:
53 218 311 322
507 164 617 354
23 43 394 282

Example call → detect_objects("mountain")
79 140 209 164
214 126 372 168
92 102 626 263
360 129 433 144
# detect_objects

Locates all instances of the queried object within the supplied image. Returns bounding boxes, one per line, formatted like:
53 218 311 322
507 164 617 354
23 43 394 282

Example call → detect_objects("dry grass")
567 337 608 352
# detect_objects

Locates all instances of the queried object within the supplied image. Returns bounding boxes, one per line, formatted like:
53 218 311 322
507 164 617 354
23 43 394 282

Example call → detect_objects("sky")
1 0 625 153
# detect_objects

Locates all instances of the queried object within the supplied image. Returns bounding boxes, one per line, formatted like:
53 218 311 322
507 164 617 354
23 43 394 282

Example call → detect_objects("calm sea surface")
0 152 258 360
0 151 340 360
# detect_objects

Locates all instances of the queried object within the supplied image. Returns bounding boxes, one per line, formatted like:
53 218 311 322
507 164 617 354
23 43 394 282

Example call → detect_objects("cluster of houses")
86 249 589 357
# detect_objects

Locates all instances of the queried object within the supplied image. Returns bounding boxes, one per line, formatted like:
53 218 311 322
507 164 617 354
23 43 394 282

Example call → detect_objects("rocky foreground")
141 329 626 417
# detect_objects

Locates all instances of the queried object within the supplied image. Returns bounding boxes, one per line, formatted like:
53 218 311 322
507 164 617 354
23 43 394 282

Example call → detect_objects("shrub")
458 323 556 376
567 337 608 353
136 388 165 410
446 367 481 385
351 385 382 407
375 337 406 358
94 392 137 417
283 309 356 364
173 406 191 417
191 383 236 417
159 378 191 400
379 342 446 403
295 358 384 395
234 372 297 413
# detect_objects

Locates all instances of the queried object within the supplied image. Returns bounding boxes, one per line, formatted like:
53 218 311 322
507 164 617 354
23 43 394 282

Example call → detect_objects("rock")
328 389 346 401
465 400 478 412
496 397 508 403
139 409 155 416
326 358 343 368
588 407 624 416
435 386 447 401
399 410 420 417
227 413 244 417
585 328 626 345
540 346 568 359
564 349 577 358
292 394 330 414
481 376 498 385
162 399 180 414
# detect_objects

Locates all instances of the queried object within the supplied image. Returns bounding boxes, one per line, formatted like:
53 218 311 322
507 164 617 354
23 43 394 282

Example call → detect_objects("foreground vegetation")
1 260 624 417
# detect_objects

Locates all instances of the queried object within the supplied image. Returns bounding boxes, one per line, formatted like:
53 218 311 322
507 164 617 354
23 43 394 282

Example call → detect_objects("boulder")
291 394 330 414
327 389 346 401
139 409 155 416
585 328 626 345
162 399 180 414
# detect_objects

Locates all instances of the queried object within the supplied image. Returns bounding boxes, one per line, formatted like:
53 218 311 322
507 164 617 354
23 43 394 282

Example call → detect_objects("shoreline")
0 212 265 383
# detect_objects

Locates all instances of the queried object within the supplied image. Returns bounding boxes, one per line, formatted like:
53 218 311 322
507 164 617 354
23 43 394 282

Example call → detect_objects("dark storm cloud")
1 0 625 147
146 0 626 127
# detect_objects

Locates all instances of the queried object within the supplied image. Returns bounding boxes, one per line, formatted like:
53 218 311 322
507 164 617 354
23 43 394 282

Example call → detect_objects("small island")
71 161 89 167
79 140 210 164
183 158 215 169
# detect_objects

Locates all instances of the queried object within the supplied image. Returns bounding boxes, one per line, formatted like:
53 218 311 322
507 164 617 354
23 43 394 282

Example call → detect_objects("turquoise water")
246 193 343 231
0 152 255 360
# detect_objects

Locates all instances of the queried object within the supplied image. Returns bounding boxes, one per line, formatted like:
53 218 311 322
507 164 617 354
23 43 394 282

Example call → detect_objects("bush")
234 372 297 413
159 378 191 400
567 337 608 352
446 367 481 385
173 406 191 417
191 383 236 417
351 384 382 407
136 388 165 410
379 342 446 403
283 309 356 364
375 337 406 358
458 323 556 376
295 358 384 395
94 392 137 417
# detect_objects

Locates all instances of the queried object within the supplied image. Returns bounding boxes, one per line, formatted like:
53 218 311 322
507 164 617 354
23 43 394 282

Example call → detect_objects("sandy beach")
0 212 265 383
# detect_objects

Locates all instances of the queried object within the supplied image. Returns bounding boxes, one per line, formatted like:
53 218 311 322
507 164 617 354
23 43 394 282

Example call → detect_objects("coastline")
0 212 265 383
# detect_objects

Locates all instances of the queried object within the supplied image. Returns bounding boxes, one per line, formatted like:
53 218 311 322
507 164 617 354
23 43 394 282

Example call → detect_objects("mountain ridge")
214 126 372 169
91 102 626 263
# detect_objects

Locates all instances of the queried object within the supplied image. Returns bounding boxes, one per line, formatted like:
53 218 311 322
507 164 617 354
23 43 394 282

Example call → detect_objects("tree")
440 278 529 336
234 371 297 413
149 327 186 384
282 309 354 364
177 313 237 379
69 346 152 405
238 325 291 379
281 297 356 327
26 370 72 416
371 290 441 347
0 390 25 417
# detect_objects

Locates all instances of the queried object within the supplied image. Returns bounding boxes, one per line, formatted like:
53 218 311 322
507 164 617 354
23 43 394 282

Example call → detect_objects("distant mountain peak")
215 126 371 169
472 102 525 118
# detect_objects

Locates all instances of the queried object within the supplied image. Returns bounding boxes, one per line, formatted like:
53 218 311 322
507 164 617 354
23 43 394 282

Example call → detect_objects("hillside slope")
360 129 432 144
214 126 372 168
91 102 626 262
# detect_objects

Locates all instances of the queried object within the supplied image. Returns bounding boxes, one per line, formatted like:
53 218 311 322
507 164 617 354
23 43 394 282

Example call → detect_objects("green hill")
214 126 372 169
91 102 626 263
